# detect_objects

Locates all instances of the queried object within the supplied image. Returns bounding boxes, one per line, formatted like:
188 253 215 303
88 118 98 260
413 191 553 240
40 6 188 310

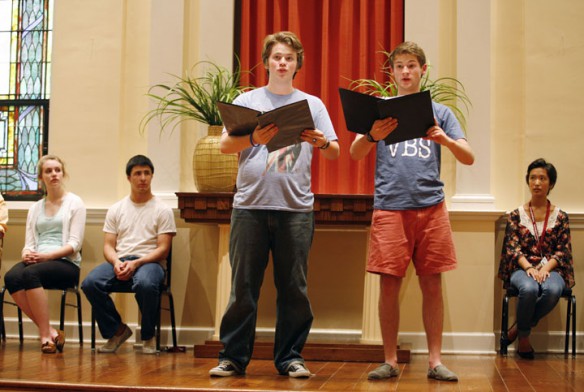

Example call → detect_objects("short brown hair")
261 31 304 72
388 41 427 68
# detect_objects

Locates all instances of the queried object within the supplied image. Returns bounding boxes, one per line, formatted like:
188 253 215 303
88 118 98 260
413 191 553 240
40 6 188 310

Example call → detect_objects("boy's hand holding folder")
217 99 314 152
338 88 435 145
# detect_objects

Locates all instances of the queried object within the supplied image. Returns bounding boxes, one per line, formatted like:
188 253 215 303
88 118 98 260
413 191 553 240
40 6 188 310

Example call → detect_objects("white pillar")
406 0 496 211
147 0 184 207
213 224 232 339
451 0 495 210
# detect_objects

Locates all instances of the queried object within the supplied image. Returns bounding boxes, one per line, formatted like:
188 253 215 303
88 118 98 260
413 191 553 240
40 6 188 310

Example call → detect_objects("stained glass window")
0 0 52 200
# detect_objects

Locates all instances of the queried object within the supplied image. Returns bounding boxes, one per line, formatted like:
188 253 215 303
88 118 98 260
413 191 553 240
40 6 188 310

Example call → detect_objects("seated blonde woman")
4 155 86 353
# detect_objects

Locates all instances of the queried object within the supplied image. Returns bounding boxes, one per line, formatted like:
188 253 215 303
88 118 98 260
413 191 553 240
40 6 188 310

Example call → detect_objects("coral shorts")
367 202 457 277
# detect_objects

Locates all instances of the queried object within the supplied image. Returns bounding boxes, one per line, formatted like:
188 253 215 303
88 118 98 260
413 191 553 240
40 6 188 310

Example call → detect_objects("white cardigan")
22 192 86 266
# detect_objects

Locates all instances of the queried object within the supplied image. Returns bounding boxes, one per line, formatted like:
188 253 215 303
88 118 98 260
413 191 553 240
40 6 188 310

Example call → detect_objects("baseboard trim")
1 318 579 355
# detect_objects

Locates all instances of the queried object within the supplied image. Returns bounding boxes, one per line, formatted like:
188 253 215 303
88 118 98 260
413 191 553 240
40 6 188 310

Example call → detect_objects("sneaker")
427 364 458 381
287 361 311 378
209 360 243 377
97 324 133 353
368 363 399 380
142 337 157 354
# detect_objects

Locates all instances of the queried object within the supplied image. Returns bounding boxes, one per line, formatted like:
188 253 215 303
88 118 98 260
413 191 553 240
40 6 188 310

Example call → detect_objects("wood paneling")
194 340 411 363
176 192 374 225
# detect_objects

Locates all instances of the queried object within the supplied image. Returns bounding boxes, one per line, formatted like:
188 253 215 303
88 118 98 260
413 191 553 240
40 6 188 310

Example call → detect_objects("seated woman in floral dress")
498 158 574 359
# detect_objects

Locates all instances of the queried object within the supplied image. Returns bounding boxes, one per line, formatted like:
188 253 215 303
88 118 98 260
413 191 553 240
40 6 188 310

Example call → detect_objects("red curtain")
236 0 404 194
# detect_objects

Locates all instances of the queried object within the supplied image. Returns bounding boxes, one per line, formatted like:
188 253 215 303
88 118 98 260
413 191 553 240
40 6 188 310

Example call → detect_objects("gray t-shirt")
228 87 337 212
374 101 465 210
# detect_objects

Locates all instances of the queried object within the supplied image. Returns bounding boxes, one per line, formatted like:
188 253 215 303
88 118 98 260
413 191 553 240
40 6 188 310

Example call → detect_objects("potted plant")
350 50 471 131
140 60 250 192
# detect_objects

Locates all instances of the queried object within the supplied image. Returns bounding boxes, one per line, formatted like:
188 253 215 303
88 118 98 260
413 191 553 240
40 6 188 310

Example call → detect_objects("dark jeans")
81 257 164 341
219 209 315 373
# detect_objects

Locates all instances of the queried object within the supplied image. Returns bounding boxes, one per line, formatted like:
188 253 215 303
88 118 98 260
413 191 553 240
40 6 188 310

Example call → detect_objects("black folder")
338 88 435 145
217 99 315 152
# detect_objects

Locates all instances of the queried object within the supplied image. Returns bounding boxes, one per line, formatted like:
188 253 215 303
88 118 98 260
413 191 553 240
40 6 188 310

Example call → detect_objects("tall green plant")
350 50 471 131
140 61 250 134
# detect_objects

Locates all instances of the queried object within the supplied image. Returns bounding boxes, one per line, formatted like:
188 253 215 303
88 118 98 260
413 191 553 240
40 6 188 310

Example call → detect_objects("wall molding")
1 318 579 355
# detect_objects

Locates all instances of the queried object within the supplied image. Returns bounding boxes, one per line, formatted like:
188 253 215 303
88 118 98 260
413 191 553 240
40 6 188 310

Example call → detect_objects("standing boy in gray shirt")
209 31 339 379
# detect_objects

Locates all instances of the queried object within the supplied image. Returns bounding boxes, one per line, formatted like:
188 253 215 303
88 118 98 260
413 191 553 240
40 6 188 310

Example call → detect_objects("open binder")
217 99 314 152
338 88 435 145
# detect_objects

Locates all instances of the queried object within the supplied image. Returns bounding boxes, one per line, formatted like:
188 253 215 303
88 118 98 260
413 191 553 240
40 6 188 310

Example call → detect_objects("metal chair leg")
59 290 67 331
0 287 6 342
571 296 576 357
500 295 510 356
17 308 23 344
168 292 177 348
91 309 96 350
75 290 83 344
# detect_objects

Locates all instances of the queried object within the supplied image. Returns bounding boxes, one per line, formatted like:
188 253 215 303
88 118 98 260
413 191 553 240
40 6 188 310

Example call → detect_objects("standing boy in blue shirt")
350 41 474 382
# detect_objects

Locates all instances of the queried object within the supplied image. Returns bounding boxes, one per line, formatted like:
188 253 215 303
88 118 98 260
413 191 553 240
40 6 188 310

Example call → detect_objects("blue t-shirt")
374 101 465 210
227 87 337 212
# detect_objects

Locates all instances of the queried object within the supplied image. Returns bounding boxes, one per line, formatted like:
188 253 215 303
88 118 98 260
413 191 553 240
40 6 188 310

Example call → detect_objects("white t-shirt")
103 196 176 266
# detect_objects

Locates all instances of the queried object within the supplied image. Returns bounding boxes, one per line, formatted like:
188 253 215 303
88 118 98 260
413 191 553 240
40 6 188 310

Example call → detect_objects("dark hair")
126 155 154 176
525 158 557 190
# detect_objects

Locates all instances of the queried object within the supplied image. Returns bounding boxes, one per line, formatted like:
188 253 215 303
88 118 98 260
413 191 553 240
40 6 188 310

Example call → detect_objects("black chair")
0 284 83 344
0 236 83 344
90 247 178 352
500 286 576 356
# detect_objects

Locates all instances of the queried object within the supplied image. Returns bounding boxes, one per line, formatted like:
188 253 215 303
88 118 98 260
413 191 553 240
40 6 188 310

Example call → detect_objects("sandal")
54 329 66 352
41 341 56 354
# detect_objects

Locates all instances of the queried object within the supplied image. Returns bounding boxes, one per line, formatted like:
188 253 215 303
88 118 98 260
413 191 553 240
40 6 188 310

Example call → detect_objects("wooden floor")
0 339 582 392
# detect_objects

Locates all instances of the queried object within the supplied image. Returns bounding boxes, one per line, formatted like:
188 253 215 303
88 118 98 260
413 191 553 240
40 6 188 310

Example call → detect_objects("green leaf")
140 59 254 136
349 52 472 132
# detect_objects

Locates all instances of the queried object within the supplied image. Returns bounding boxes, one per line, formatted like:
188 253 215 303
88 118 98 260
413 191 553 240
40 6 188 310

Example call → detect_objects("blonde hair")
37 154 68 191
261 31 304 72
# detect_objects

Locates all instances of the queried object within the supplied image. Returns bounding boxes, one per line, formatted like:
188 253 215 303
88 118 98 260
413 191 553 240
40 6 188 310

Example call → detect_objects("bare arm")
131 233 173 268
424 123 475 165
103 232 124 277
23 244 75 264
350 117 398 160
111 233 174 281
300 129 340 160
220 124 278 154
319 140 340 160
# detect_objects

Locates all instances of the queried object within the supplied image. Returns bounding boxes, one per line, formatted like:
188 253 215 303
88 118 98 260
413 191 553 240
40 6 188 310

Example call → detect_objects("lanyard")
528 200 550 255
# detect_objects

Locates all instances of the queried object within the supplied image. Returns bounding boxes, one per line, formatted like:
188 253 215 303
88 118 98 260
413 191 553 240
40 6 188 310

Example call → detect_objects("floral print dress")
498 206 574 289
